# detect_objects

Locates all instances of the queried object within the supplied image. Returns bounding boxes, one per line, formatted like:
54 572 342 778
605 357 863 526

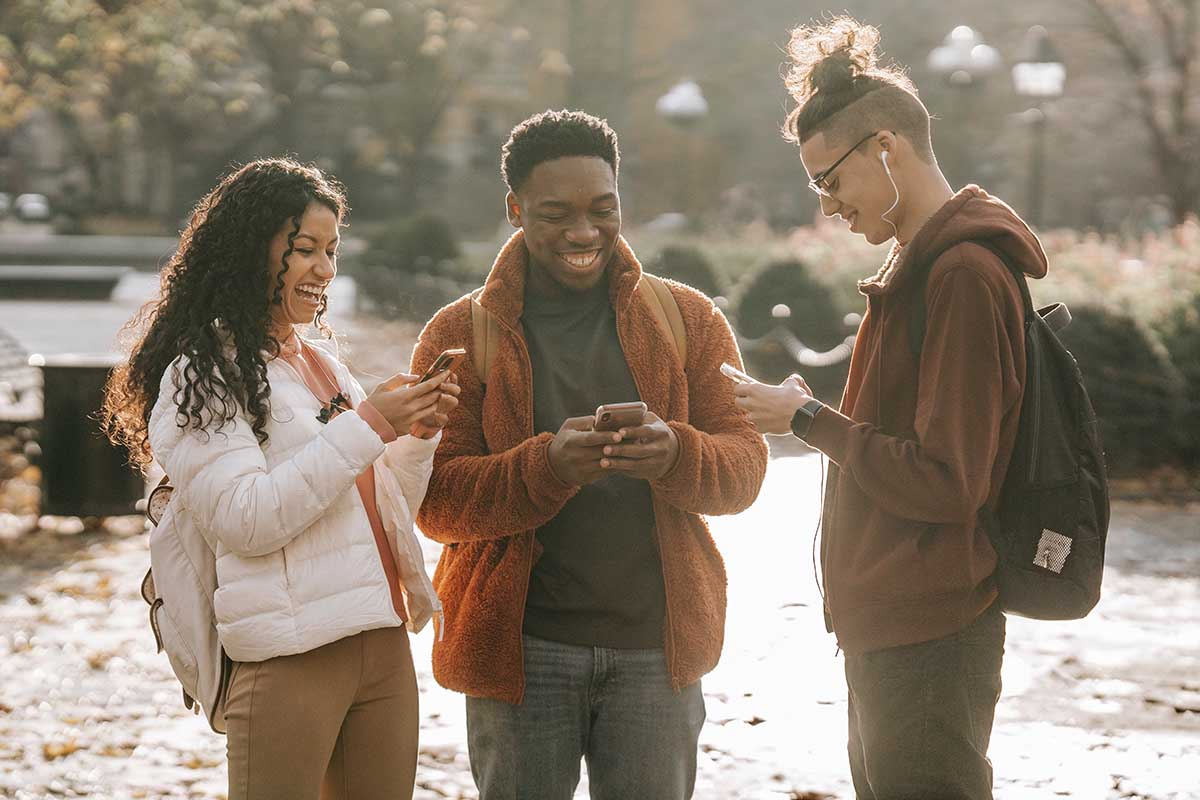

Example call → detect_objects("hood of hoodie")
859 184 1048 297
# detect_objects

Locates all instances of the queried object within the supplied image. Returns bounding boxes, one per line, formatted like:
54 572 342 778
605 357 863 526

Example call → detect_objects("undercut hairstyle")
783 17 935 163
501 109 620 193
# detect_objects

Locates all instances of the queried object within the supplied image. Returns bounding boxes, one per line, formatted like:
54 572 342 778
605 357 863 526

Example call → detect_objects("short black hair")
501 109 620 193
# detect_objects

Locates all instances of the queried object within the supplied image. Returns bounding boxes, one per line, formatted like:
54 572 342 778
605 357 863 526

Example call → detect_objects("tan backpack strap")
638 274 688 366
470 288 501 385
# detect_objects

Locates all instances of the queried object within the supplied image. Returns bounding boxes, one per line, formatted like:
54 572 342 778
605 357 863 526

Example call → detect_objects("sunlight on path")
1 457 1196 799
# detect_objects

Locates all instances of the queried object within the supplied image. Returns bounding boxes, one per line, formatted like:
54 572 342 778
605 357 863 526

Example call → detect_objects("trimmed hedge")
362 212 460 272
648 245 724 299
1158 294 1200 468
1058 306 1188 476
734 258 853 403
354 213 471 319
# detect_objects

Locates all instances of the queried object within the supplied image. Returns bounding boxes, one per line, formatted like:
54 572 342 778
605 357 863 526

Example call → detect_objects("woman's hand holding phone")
366 370 450 434
410 372 461 439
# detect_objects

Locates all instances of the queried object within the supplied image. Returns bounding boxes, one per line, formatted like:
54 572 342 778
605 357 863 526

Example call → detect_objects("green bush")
1158 294 1200 467
356 213 469 320
649 245 725 299
734 258 854 403
1058 305 1187 476
363 212 461 273
353 267 469 322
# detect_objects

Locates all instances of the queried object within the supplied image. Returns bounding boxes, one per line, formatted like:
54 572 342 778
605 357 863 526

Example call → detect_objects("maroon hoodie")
805 186 1049 654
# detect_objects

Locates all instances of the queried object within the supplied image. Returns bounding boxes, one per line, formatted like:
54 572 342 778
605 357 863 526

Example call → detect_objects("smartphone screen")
720 362 754 384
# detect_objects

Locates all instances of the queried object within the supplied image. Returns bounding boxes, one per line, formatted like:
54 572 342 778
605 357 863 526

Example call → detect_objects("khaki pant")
225 626 419 800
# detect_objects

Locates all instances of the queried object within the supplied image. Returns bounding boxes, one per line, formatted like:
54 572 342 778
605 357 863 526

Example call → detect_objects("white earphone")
880 148 900 238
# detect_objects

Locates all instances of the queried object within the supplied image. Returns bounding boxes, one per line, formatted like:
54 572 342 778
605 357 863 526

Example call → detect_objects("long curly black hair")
102 158 348 471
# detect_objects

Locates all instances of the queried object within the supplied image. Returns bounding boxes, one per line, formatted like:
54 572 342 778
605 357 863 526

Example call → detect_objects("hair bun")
786 17 882 102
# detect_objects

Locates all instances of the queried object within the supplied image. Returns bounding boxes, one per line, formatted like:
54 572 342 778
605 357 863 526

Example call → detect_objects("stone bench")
0 266 132 301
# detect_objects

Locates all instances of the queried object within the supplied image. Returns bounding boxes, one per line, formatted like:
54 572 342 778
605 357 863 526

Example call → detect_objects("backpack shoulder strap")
638 274 688 366
908 240 1033 358
469 288 501 386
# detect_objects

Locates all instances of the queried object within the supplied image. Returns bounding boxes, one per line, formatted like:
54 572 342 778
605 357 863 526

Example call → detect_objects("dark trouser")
844 603 1005 800
465 633 706 800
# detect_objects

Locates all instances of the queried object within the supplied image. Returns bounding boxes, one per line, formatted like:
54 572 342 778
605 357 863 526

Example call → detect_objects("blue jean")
465 633 706 800
844 602 1006 800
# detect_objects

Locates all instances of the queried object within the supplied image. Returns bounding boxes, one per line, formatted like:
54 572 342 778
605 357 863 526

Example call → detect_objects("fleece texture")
413 230 769 703
805 185 1049 654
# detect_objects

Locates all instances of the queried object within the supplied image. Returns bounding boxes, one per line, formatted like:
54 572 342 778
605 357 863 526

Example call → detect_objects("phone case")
594 402 647 432
421 349 466 383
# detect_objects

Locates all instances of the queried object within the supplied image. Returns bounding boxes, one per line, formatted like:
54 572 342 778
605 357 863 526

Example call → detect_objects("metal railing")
721 299 861 369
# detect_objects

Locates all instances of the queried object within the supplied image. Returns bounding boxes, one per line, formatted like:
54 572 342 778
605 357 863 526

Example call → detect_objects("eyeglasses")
807 131 879 199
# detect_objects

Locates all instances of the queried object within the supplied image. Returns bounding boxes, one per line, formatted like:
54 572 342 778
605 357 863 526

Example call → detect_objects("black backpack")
909 241 1110 620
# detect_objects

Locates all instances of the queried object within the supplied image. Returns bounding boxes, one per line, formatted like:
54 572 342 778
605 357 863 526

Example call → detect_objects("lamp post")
927 25 1001 88
655 80 709 223
1012 26 1065 228
927 26 1001 185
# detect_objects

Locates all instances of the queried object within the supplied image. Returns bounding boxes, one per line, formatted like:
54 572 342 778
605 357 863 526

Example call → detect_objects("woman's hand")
733 373 813 436
366 371 449 433
410 372 461 439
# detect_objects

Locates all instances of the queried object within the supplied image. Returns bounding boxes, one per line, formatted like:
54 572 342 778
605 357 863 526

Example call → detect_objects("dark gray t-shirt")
521 280 665 649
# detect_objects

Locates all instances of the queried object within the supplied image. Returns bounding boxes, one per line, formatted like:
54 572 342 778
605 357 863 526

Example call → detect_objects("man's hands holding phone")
365 369 461 440
547 408 680 486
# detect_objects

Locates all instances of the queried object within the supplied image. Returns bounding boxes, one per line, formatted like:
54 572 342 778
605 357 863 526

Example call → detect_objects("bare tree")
1083 0 1200 222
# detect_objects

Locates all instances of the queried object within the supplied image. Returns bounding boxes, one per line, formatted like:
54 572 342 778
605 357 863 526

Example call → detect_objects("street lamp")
656 79 708 126
927 26 1001 186
927 26 1001 87
1012 25 1065 227
655 80 709 223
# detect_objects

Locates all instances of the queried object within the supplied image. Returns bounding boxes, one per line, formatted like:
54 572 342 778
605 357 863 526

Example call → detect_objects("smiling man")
734 17 1051 800
412 109 767 799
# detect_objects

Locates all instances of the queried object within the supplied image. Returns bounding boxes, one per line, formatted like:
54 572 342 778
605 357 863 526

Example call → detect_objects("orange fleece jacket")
805 186 1048 654
412 230 768 703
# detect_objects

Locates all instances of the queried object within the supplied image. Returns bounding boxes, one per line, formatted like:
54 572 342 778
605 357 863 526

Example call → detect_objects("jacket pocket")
154 601 200 706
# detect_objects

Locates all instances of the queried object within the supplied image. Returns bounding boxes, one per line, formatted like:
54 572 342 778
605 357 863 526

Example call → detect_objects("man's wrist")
789 398 825 440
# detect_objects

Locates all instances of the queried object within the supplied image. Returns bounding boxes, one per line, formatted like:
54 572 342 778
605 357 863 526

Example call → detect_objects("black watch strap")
790 399 826 440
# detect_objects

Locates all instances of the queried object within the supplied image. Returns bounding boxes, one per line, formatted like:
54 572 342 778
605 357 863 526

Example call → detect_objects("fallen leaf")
87 651 114 670
43 740 83 760
99 743 136 758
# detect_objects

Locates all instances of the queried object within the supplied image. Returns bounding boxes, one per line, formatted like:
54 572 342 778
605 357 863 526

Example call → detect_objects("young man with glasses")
734 17 1051 799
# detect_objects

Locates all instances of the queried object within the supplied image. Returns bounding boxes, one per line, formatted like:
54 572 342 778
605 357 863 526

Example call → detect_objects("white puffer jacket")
148 335 442 677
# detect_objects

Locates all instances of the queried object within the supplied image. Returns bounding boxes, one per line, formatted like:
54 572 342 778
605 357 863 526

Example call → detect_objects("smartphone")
720 362 754 384
594 401 647 432
419 347 467 383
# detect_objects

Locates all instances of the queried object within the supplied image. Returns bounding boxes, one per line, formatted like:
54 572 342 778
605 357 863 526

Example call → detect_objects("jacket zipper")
493 311 538 703
614 309 679 688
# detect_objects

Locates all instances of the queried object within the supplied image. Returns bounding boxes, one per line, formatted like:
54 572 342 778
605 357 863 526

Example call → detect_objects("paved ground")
1 455 1197 800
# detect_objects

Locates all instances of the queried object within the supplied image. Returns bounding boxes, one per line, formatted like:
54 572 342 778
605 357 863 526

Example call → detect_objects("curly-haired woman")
103 158 458 799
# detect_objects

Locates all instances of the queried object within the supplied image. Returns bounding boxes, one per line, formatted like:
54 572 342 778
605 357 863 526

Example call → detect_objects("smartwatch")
790 398 825 440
